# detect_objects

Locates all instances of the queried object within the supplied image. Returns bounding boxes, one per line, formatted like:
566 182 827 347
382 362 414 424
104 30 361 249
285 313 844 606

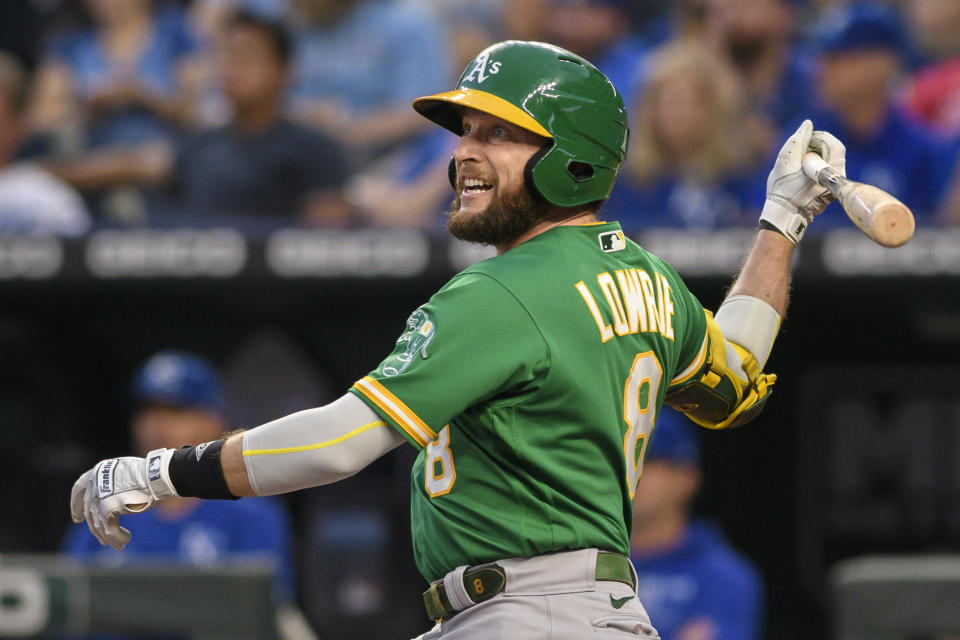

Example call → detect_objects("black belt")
422 551 635 622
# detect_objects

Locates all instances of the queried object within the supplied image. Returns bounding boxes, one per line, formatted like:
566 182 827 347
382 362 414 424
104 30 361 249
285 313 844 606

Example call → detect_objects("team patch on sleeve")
382 308 436 377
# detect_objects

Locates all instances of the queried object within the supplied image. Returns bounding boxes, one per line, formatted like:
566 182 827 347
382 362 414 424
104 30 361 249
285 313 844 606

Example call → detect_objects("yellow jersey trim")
413 88 552 138
242 419 386 457
353 376 437 447
669 324 709 387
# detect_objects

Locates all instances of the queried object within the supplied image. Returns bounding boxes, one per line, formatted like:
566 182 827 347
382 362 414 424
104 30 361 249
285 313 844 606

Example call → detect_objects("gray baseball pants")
412 548 661 640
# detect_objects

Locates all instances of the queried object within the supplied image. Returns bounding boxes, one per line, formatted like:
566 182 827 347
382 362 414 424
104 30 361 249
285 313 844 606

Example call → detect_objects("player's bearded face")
447 170 549 246
446 111 556 246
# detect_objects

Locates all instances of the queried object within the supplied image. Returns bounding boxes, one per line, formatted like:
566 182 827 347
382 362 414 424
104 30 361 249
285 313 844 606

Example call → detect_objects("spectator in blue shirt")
45 10 350 225
63 350 296 606
343 6 497 228
605 41 767 230
289 0 451 158
31 0 203 149
631 408 763 640
700 0 814 146
808 2 959 224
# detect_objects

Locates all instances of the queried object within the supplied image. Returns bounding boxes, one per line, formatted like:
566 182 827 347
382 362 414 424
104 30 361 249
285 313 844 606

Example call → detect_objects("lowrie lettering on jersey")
575 269 675 343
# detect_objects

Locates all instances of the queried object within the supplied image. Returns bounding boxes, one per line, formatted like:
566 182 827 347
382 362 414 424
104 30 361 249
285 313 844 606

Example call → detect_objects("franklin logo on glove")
98 460 116 497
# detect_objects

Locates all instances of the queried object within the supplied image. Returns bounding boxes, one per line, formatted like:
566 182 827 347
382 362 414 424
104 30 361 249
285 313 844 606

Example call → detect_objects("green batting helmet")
413 40 630 208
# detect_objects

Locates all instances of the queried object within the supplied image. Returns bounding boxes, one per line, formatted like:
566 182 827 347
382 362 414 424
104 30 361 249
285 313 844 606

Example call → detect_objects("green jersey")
350 222 708 582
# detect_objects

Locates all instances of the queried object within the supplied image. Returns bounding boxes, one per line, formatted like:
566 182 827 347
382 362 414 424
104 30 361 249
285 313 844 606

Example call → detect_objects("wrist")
759 198 809 245
144 448 179 500
166 440 239 500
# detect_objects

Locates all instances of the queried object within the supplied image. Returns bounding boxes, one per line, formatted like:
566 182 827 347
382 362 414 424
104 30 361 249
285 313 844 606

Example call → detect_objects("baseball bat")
802 152 915 247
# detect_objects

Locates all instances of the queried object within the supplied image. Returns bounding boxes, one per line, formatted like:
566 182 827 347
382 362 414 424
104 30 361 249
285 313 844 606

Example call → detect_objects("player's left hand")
760 119 846 244
70 452 178 550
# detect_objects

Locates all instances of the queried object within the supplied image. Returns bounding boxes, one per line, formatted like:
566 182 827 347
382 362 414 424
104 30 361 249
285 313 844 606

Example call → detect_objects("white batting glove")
760 119 846 244
69 449 178 550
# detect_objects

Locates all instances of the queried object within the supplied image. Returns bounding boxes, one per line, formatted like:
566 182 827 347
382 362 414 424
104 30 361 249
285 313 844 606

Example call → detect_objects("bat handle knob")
802 152 846 195
802 152 831 185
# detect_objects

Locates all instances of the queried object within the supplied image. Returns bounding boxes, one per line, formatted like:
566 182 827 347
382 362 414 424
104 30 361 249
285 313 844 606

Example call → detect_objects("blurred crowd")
2 0 960 236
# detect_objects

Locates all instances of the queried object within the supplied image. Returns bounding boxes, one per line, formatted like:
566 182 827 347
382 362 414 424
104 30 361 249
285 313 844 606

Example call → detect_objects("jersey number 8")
623 352 661 498
425 425 456 497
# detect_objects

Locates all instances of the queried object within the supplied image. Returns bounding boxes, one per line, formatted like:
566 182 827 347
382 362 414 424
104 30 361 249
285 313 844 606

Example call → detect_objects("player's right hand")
70 452 178 550
759 119 846 244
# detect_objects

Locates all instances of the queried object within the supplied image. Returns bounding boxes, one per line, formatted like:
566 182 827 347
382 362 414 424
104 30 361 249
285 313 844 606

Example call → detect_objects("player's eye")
462 123 472 135
489 127 507 139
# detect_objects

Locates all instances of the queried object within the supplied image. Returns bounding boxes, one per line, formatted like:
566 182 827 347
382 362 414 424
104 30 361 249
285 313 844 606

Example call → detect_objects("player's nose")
452 132 483 166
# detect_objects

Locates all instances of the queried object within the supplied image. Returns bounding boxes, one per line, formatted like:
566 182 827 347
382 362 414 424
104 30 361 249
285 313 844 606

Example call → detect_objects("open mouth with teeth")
463 178 494 195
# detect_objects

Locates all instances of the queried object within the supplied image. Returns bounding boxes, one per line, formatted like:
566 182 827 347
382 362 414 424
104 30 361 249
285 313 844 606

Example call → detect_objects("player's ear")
448 157 456 190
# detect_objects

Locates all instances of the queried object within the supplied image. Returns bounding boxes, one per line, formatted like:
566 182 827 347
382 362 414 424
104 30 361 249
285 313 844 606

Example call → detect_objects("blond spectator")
605 42 766 230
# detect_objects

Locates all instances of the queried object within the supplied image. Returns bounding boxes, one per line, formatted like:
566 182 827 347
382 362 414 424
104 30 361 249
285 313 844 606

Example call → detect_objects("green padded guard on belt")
595 550 635 587
423 565 506 622
422 552 634 621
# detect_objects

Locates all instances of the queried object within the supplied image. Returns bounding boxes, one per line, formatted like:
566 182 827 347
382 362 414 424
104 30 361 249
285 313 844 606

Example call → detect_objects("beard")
447 181 549 246
726 36 769 69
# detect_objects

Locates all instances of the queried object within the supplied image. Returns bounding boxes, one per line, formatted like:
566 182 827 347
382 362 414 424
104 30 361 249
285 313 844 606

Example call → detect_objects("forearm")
221 433 254 496
44 143 172 190
710 229 793 373
725 229 795 316
339 108 430 146
139 92 192 124
218 393 404 497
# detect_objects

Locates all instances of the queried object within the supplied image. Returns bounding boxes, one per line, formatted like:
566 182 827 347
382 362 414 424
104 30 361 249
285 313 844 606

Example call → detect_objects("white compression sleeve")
241 393 404 496
714 294 782 371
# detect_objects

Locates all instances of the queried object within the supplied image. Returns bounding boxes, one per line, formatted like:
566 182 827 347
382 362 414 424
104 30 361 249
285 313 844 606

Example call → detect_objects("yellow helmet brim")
413 88 552 139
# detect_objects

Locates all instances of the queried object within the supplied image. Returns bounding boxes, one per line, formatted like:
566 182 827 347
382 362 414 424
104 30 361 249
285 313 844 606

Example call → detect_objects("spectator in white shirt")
0 52 90 236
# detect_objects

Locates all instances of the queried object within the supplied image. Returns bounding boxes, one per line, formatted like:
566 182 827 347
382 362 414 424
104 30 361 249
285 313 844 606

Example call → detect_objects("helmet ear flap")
523 145 551 202
448 157 457 190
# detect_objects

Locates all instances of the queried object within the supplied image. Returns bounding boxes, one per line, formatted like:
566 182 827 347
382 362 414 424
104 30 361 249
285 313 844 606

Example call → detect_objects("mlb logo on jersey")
598 230 626 253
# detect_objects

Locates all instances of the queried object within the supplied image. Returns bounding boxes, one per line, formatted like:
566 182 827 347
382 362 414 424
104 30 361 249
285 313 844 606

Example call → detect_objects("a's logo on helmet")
463 52 502 84
598 230 626 253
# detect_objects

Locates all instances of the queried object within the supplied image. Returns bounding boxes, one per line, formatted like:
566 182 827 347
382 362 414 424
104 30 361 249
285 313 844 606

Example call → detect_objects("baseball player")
70 41 845 639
